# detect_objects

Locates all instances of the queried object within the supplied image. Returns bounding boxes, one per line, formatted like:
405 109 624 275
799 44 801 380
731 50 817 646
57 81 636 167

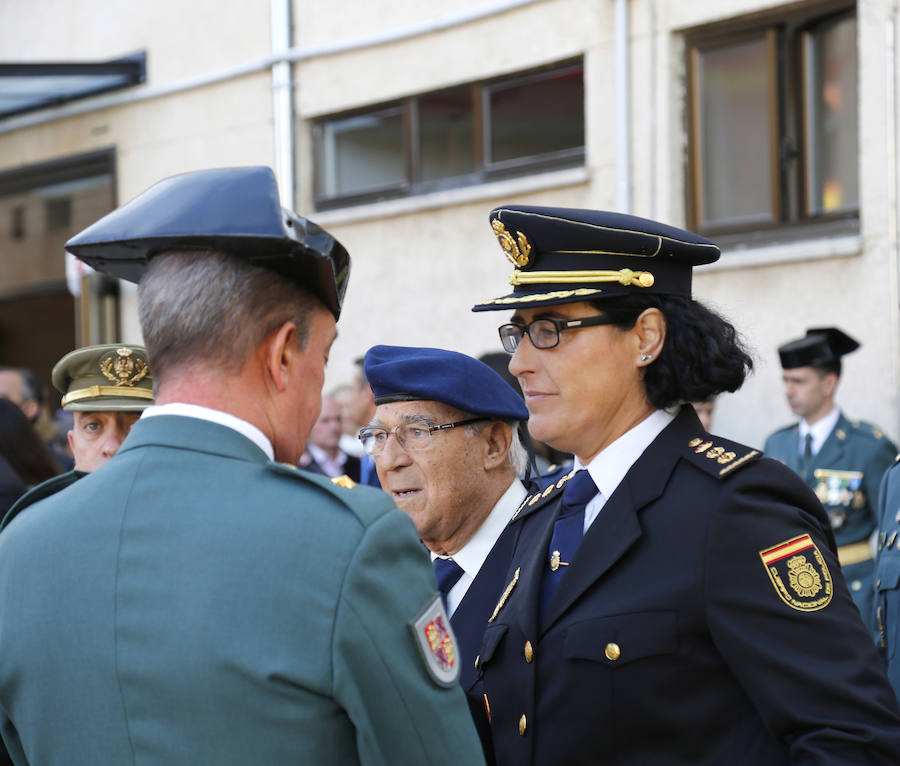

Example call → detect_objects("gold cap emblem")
100 347 149 387
492 219 532 268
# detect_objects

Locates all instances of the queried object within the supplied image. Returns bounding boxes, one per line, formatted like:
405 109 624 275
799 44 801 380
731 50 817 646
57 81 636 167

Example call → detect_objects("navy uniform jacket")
765 413 896 629
478 406 900 766
451 520 522 766
875 457 900 699
0 415 485 766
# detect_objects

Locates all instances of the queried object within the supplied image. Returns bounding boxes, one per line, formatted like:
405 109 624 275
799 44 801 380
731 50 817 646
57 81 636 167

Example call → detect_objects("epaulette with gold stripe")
684 435 761 479
510 468 578 523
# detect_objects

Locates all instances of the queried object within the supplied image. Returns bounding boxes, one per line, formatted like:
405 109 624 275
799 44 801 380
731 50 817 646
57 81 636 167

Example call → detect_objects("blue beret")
472 205 719 312
365 345 528 422
65 166 350 319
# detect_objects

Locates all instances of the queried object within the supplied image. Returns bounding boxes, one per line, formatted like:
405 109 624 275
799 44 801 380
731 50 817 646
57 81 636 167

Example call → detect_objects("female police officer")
471 205 900 765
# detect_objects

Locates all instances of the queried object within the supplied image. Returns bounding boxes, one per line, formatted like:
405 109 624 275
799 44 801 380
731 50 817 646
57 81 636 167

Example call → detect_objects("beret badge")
492 219 532 268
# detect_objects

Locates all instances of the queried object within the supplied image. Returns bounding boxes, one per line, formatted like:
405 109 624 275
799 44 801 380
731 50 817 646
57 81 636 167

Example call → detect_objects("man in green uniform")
0 167 484 766
52 343 154 473
765 327 896 633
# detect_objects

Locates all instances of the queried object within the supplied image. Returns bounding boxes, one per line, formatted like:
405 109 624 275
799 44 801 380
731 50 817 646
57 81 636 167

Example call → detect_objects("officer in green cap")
52 343 154 473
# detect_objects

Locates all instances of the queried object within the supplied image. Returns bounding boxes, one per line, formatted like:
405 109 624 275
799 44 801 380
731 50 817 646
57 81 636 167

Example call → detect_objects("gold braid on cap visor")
509 268 655 287
62 385 155 406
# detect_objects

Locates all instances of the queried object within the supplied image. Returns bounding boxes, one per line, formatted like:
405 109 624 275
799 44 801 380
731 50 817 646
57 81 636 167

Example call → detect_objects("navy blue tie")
434 557 465 610
539 470 598 621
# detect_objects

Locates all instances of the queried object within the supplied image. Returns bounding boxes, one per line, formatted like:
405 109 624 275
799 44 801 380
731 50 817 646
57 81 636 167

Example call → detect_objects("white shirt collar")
576 409 676 531
141 402 274 461
432 478 527 616
307 442 347 477
798 407 840 456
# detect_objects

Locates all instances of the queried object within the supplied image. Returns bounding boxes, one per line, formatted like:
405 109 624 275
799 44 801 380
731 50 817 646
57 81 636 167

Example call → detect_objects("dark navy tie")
434 557 465 610
539 470 598 621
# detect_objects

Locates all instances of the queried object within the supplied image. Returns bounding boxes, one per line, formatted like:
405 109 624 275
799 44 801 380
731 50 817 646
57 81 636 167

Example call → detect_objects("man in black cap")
361 344 531 763
0 167 485 766
765 327 896 633
470 205 900 765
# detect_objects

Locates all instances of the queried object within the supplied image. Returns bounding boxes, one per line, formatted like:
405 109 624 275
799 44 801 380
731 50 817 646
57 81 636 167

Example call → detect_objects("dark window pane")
417 86 474 182
316 108 406 198
488 66 583 164
805 15 858 215
697 36 774 228
45 196 71 230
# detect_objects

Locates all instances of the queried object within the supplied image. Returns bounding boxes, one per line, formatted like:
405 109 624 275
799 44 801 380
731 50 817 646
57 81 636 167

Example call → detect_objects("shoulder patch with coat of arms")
410 595 460 687
759 534 833 612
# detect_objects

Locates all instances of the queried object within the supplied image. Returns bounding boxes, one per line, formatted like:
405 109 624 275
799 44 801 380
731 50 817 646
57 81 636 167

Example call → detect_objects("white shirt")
576 409 676 534
432 479 528 616
307 442 347 478
141 402 274 460
799 407 840 457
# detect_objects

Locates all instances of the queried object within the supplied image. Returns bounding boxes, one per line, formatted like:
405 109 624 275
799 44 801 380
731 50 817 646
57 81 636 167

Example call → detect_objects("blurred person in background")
300 393 361 481
765 328 896 633
0 398 59 515
0 365 73 471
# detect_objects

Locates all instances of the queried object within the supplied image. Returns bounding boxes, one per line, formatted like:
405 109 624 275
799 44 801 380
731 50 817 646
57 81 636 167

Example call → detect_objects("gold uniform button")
474 654 480 670
605 643 621 661
518 714 527 735
524 641 534 663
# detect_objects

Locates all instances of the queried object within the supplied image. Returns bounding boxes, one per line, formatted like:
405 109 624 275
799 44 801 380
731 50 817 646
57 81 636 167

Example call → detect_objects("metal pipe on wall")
271 0 295 211
615 0 631 213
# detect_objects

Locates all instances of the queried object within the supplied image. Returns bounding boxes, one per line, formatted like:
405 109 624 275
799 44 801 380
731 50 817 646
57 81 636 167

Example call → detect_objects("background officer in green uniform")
875 455 900 700
0 167 484 766
52 343 153 473
764 327 897 632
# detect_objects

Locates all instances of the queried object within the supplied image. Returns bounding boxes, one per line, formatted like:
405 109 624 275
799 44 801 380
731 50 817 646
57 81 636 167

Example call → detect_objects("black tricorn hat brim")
65 166 350 319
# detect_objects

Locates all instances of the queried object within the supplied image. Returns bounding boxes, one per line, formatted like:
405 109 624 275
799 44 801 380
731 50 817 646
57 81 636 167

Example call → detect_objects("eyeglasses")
498 315 619 353
358 417 490 456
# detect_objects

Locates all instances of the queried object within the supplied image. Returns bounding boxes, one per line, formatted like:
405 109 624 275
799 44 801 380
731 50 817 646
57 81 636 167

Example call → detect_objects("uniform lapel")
813 413 848 473
453 523 521 691
783 426 802 474
539 408 691 633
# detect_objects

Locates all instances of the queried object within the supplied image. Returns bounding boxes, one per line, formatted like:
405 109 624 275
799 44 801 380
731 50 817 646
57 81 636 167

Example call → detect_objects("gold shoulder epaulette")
685 436 760 479
510 469 577 522
331 474 357 489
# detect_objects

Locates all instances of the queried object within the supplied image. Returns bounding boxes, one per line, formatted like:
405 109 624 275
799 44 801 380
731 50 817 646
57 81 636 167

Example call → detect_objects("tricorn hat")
65 166 350 319
777 327 860 369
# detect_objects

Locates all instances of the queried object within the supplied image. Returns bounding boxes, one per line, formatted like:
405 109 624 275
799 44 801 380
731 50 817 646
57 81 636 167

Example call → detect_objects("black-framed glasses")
358 417 491 456
498 315 619 353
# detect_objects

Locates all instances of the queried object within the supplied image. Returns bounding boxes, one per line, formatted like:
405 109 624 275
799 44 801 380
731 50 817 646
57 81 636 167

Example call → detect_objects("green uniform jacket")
0 415 485 766
764 412 897 631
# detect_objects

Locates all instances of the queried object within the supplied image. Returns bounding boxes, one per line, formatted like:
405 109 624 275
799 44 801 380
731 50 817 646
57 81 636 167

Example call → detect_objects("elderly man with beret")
361 345 530 764
0 167 484 766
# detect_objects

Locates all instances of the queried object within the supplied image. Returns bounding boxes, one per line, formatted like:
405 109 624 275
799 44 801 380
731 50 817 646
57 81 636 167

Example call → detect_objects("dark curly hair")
589 294 754 410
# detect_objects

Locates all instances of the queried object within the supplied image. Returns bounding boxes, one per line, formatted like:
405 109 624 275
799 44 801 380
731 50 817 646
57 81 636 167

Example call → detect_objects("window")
313 60 584 209
686 5 857 237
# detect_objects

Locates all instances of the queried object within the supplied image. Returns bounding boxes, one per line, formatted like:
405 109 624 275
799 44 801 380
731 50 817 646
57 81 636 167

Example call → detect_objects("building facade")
0 0 895 447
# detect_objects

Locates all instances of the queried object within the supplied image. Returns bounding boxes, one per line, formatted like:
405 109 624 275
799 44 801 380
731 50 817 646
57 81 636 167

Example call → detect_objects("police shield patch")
759 534 833 611
410 596 460 687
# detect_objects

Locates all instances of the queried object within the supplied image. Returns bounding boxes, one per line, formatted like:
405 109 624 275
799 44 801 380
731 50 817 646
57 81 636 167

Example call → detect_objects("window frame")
684 2 858 241
312 58 585 210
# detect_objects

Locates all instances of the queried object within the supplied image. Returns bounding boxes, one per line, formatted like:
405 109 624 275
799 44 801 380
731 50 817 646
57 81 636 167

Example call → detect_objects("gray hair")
465 418 528 475
137 249 317 388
